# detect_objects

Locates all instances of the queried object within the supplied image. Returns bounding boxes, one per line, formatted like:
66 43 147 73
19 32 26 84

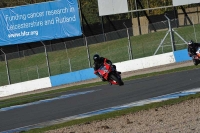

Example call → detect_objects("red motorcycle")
192 47 200 65
97 60 124 86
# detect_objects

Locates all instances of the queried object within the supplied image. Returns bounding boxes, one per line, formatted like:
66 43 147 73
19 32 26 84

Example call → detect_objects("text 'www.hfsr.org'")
8 31 38 38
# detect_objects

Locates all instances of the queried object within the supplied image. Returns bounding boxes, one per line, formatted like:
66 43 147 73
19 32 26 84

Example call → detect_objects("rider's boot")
114 69 121 74
117 71 121 74
102 78 106 81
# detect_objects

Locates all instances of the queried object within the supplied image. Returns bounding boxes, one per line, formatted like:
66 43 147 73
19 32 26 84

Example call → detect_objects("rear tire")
109 74 124 86
193 59 199 66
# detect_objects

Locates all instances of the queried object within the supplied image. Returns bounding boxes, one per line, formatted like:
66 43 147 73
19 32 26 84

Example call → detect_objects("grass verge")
1 24 198 86
25 89 200 133
1 63 200 109
1 63 200 132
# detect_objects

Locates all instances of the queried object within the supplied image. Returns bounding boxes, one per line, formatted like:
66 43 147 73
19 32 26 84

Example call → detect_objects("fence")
0 16 200 86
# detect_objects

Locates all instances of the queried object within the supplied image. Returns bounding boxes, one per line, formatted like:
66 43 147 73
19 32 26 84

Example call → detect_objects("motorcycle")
97 61 124 86
192 47 200 65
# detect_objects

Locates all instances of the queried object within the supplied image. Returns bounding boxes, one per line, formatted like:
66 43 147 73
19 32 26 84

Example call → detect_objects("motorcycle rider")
187 40 200 57
93 54 121 83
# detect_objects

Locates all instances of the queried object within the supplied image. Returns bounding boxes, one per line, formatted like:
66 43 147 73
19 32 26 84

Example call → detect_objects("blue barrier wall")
173 49 191 62
50 49 191 87
50 68 97 87
1 49 194 97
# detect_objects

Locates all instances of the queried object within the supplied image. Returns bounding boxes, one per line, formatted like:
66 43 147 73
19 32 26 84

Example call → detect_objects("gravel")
46 98 200 133
3 60 200 133
44 60 200 133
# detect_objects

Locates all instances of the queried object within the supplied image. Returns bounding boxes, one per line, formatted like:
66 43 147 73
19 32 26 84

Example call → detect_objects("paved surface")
0 60 194 100
1 60 200 132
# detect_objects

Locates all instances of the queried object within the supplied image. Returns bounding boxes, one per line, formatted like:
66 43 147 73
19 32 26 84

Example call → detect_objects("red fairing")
96 59 124 86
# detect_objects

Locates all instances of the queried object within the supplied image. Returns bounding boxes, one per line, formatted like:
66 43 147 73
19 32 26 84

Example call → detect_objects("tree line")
0 0 198 24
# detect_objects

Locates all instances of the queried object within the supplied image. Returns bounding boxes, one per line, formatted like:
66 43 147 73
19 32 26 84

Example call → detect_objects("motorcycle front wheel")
109 74 124 86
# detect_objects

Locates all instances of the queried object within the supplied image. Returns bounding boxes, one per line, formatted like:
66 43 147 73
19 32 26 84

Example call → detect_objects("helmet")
93 54 100 62
188 40 193 46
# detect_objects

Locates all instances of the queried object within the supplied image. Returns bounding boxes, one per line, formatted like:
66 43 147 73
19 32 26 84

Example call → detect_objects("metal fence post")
83 34 92 67
101 16 106 42
192 17 197 42
164 14 176 51
64 41 72 72
68 58 72 72
123 22 133 60
41 41 51 77
36 65 39 79
0 49 11 85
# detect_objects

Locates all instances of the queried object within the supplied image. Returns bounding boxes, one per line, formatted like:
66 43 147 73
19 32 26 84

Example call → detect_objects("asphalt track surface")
0 68 200 132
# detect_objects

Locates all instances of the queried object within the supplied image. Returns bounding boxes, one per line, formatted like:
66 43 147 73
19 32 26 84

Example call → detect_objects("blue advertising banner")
0 0 82 46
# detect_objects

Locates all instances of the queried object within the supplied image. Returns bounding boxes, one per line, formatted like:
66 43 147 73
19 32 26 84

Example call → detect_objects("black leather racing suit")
187 43 200 57
93 57 116 81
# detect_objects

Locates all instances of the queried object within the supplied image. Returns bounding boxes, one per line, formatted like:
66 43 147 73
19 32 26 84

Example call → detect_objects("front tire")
109 74 124 86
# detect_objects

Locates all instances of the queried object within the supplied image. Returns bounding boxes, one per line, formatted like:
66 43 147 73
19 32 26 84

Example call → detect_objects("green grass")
0 61 200 132
1 64 200 109
1 24 200 132
0 24 199 86
25 88 200 133
24 64 200 132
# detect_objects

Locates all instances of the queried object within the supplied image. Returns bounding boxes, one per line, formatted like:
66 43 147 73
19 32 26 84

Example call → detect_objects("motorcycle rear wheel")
109 74 124 86
193 59 199 66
